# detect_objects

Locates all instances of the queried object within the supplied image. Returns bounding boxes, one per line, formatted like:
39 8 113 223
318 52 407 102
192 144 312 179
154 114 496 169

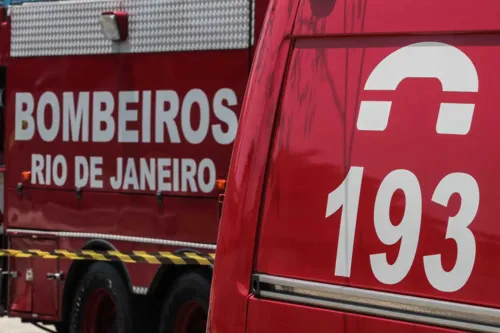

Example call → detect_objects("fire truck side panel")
6 187 218 243
8 235 61 319
246 298 467 333
6 230 199 320
7 0 256 198
8 236 34 314
2 0 264 326
255 0 500 309
31 238 59 316
6 50 248 198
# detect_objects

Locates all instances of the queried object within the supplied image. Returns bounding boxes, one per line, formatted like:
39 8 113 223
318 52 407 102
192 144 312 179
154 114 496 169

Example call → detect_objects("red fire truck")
208 0 500 333
0 0 268 332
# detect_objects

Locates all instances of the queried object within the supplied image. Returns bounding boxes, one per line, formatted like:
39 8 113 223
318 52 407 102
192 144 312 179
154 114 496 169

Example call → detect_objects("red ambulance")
207 0 500 333
0 0 269 332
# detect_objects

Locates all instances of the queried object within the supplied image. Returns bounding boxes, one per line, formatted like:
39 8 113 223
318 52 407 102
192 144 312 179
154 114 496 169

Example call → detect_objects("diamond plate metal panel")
10 0 122 57
121 0 254 53
9 0 256 57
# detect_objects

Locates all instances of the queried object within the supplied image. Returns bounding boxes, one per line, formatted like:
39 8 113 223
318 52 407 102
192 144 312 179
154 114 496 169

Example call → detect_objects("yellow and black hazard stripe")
0 249 215 265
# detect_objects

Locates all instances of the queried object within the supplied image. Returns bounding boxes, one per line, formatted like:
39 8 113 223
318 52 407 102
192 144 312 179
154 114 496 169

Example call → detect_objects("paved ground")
0 318 53 333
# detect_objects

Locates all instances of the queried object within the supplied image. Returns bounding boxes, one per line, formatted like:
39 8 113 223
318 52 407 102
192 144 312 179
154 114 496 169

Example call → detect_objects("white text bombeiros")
15 88 238 193
15 88 238 144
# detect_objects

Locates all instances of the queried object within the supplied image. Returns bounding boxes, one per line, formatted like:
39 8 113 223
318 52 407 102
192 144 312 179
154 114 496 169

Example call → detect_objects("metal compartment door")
31 238 59 317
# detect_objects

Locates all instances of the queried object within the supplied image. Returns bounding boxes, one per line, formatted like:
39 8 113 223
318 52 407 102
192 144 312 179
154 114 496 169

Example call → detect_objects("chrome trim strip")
253 274 500 333
6 228 216 250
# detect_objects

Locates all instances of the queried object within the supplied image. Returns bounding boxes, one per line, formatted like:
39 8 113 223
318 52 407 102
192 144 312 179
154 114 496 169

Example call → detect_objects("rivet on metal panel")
75 187 82 200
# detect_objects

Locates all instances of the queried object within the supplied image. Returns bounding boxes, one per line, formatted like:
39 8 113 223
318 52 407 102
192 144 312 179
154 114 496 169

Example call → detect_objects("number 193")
326 167 479 293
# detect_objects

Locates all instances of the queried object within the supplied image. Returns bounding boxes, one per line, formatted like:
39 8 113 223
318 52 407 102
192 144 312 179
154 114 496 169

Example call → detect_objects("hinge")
1 269 18 279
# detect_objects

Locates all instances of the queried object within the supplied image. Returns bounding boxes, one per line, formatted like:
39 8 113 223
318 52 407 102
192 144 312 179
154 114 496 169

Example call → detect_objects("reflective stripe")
0 248 215 265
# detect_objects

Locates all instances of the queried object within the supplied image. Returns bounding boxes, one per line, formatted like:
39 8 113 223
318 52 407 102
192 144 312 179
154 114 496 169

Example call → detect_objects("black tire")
69 262 133 333
159 271 211 333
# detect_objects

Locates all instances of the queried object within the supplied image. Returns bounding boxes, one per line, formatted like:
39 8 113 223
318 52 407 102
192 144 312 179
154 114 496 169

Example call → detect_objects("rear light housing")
99 11 128 42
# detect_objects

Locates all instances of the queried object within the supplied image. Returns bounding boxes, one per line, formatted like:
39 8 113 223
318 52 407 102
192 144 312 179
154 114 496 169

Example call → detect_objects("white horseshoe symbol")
356 42 479 135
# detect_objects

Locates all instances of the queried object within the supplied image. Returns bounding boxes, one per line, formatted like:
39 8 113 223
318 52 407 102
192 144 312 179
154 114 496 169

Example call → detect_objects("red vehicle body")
208 0 500 333
0 0 269 332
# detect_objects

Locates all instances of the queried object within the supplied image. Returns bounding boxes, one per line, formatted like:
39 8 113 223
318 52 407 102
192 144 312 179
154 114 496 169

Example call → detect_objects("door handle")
0 269 18 279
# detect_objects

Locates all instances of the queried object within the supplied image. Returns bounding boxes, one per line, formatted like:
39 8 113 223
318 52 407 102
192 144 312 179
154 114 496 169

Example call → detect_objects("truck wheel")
69 262 132 333
159 271 211 333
